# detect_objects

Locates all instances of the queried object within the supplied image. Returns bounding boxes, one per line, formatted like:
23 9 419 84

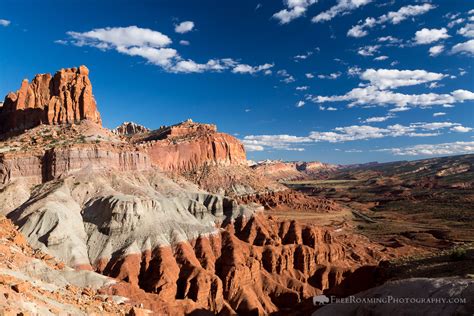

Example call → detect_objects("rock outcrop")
0 66 101 134
113 122 150 136
134 119 247 174
0 122 150 185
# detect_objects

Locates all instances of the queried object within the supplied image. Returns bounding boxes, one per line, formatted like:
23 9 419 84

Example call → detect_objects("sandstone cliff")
0 66 101 134
135 120 247 173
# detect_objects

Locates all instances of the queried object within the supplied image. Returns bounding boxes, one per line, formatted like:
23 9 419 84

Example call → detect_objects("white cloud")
243 122 466 151
305 73 315 79
179 40 190 46
243 134 312 152
296 86 309 90
362 115 394 123
433 112 446 117
451 39 474 55
378 36 400 43
0 19 10 27
414 28 450 45
451 126 472 133
358 45 380 56
245 144 265 152
318 72 341 79
67 26 172 49
360 69 445 90
429 45 444 56
374 55 388 61
174 21 195 34
311 85 474 111
458 23 474 38
447 18 465 28
347 4 435 38
64 26 273 74
313 0 372 23
428 82 443 89
277 69 295 83
347 66 362 76
232 63 274 74
273 0 317 24
296 100 306 107
294 51 313 60
381 141 474 156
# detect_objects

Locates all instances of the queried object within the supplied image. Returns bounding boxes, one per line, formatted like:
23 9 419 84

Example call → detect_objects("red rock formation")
135 120 247 173
0 66 101 133
112 122 150 136
95 214 385 315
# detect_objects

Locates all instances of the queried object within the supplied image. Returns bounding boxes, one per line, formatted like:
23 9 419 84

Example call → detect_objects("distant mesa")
0 65 102 134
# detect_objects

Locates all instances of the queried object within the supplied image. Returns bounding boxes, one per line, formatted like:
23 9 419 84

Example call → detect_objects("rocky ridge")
253 160 340 181
113 122 150 136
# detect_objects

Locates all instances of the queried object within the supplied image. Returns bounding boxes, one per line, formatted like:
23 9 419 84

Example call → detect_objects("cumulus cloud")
380 141 474 156
451 39 474 55
174 21 195 34
347 3 435 38
63 26 273 74
357 45 380 56
447 18 465 28
243 134 312 152
433 112 446 117
429 45 444 56
313 0 372 23
0 19 10 27
414 28 450 45
179 40 190 46
305 73 315 79
242 122 469 151
347 66 362 76
296 86 309 90
311 85 474 111
232 63 274 74
273 0 317 24
458 23 474 38
296 100 306 107
360 69 446 89
277 69 296 83
451 126 472 132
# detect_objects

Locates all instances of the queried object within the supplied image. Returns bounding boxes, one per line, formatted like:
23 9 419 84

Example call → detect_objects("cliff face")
0 66 101 133
135 120 247 173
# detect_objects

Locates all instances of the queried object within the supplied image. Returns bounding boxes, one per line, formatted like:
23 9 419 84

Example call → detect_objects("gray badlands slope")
3 170 252 269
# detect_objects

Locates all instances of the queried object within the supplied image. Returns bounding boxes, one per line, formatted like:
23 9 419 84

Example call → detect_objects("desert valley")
0 66 472 315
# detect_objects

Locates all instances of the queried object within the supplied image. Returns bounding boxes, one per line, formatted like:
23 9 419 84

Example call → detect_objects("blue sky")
0 0 473 164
